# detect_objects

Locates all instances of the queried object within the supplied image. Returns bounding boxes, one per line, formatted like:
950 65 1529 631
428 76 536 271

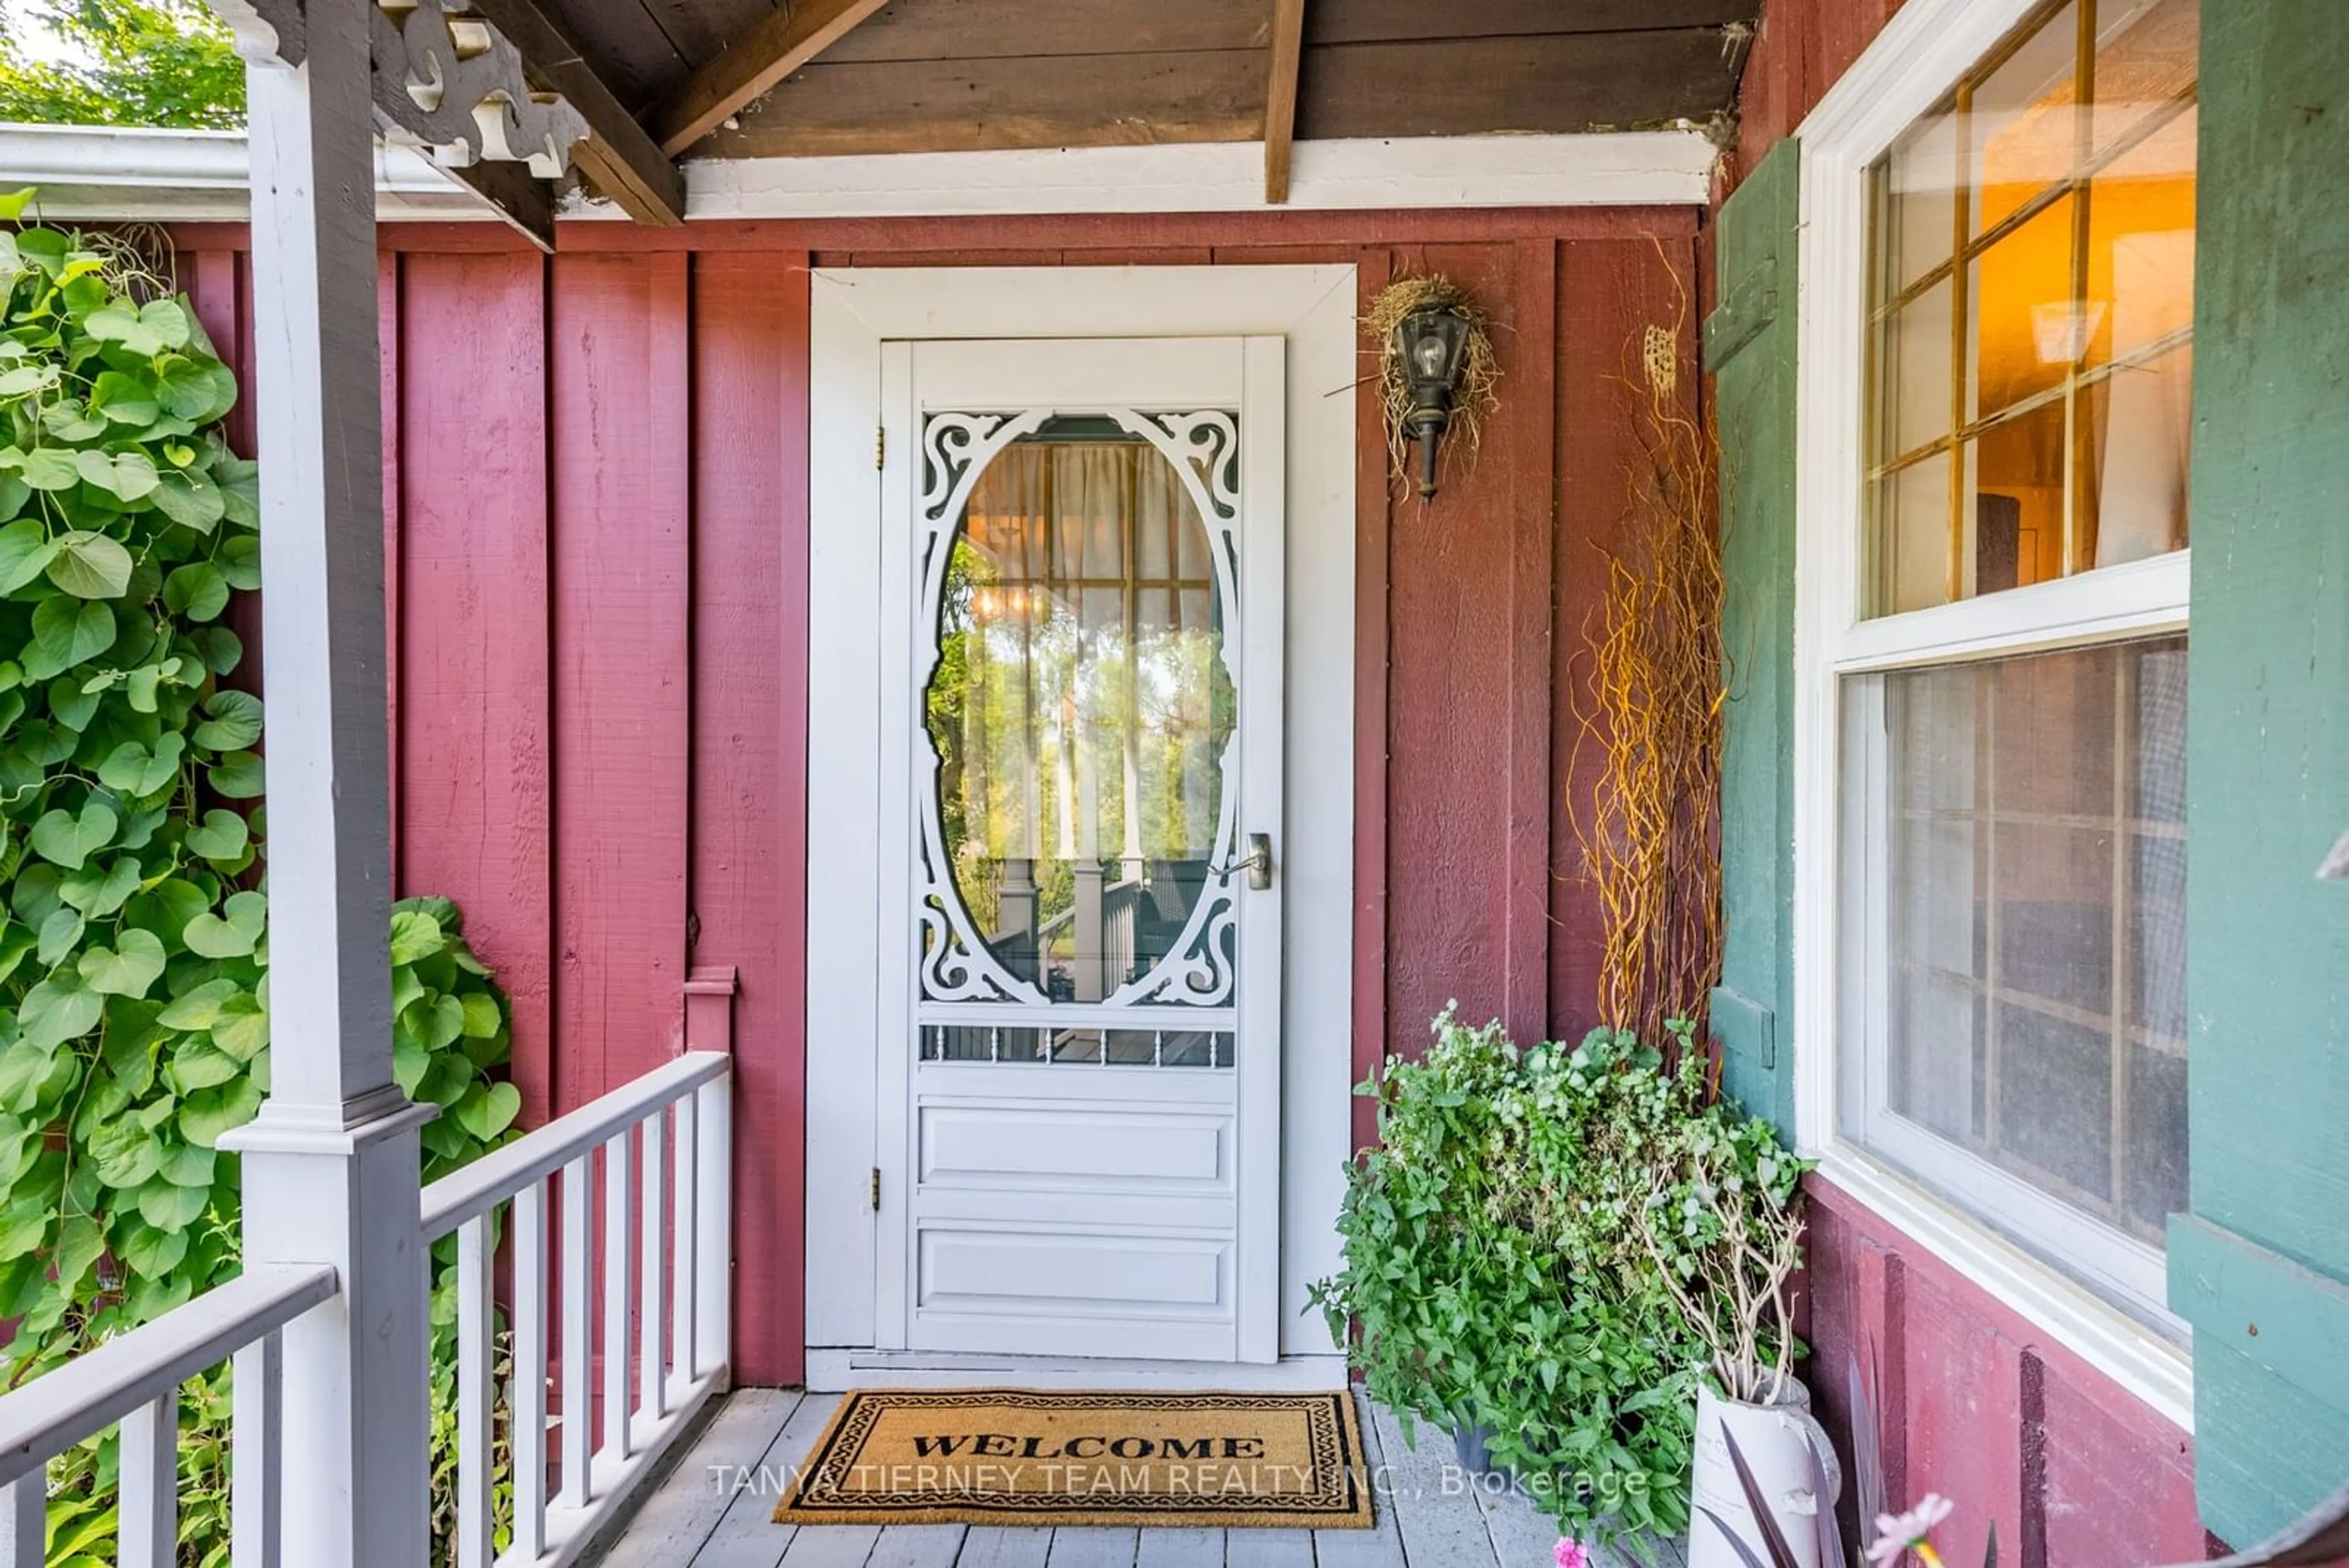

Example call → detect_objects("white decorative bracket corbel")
371 0 589 180
209 0 305 65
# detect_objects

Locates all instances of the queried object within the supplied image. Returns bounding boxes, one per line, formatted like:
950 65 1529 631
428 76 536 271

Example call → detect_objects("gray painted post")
211 1 434 1561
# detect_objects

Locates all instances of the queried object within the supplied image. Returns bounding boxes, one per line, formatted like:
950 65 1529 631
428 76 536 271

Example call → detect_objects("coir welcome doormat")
774 1389 1372 1529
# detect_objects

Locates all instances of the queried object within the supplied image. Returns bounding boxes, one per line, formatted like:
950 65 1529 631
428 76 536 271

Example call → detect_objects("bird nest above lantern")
1365 275 1500 502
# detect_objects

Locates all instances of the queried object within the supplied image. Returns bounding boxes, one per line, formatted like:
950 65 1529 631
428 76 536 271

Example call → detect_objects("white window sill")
1810 1143 2195 1433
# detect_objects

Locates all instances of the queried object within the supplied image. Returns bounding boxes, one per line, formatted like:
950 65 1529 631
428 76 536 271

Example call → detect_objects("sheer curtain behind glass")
928 436 1233 1018
1869 638 2189 1254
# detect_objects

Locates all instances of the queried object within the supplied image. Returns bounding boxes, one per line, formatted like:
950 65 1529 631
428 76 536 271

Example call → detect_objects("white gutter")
0 123 488 221
0 121 1717 225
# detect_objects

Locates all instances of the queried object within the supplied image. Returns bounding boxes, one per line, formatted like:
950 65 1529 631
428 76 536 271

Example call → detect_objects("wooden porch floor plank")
1312 1395 1406 1568
1135 1526 1223 1567
692 1392 843 1568
782 1523 883 1566
599 1389 801 1568
1044 1527 1140 1568
1472 1475 1560 1568
597 1393 1702 1568
957 1527 1055 1568
870 1523 969 1567
1366 1402 1498 1568
1225 1526 1314 1566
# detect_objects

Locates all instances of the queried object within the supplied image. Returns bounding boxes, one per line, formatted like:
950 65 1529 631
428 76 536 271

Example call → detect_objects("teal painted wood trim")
2170 1215 2349 1421
2174 0 2349 1540
1709 138 1800 1137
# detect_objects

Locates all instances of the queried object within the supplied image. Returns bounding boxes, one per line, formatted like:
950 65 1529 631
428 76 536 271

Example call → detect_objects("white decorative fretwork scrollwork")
913 406 1245 1013
371 0 590 179
913 412 1055 1007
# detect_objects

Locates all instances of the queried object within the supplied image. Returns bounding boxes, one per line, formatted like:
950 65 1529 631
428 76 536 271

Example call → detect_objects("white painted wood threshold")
1789 0 2194 1431
0 123 1716 223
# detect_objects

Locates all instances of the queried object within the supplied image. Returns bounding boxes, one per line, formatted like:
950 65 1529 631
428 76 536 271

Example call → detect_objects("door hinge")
870 1167 881 1211
875 423 886 470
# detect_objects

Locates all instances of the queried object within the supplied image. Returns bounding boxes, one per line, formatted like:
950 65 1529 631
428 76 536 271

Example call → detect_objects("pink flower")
1554 1539 1590 1568
1866 1494 1957 1566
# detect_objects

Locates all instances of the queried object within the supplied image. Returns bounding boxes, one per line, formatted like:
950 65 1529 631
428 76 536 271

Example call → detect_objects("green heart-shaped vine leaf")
29 596 115 669
0 519 56 594
193 689 261 752
29 800 116 871
183 891 264 960
152 468 225 534
135 1178 207 1231
178 1077 262 1149
58 855 139 917
80 929 166 998
89 370 160 426
208 992 269 1060
45 530 133 599
182 808 248 862
216 533 259 590
34 906 83 967
98 734 186 798
453 1081 522 1143
20 969 102 1049
16 447 81 492
167 1035 240 1095
206 749 263 799
162 561 228 622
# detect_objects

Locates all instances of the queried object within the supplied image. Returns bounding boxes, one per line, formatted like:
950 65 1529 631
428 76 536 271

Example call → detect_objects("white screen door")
874 336 1285 1363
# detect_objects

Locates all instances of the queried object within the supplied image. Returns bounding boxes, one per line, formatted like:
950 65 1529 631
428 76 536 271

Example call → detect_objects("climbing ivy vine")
0 205 524 1564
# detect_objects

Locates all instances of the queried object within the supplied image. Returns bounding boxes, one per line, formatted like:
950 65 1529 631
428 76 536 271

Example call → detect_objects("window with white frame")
1812 0 2197 1334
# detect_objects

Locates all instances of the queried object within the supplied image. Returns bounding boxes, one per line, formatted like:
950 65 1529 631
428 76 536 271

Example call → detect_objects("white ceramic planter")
1687 1377 1841 1568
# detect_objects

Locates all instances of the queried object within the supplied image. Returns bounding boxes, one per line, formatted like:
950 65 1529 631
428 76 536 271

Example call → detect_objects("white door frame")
805 265 1358 1390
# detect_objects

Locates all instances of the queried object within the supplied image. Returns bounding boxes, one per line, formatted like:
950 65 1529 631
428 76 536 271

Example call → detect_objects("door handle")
1215 833 1275 891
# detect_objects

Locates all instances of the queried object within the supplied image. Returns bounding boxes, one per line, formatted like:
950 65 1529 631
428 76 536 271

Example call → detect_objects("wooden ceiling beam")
464 0 688 226
650 0 894 157
1263 0 1306 203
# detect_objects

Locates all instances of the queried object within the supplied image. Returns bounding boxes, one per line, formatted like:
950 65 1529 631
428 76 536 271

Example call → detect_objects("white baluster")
2 1471 43 1567
670 1091 699 1403
231 1330 282 1568
601 1130 635 1462
558 1155 592 1510
511 1181 550 1558
119 1392 177 1568
639 1109 668 1422
693 1075 732 1381
456 1216 494 1568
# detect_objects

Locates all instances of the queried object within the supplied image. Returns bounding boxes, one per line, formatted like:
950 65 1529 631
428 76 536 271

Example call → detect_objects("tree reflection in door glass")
925 428 1236 1005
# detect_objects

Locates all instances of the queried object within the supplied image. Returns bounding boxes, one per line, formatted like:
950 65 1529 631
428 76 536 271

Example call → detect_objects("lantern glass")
1393 309 1471 400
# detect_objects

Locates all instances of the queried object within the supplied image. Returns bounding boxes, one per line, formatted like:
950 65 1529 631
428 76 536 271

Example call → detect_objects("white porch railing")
0 1051 731 1568
421 1050 732 1568
0 1263 336 1566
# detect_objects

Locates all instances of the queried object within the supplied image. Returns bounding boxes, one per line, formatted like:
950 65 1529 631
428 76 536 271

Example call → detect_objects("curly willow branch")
1567 254 1725 1049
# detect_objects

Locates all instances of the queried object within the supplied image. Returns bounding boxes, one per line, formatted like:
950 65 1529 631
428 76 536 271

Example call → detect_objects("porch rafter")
1261 0 1305 203
647 0 892 157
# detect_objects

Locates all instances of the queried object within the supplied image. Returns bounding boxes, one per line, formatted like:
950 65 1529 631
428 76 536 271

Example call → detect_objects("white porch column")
214 1 433 1563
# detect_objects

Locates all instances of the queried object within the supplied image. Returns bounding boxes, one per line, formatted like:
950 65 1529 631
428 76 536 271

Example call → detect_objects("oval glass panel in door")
917 412 1240 1065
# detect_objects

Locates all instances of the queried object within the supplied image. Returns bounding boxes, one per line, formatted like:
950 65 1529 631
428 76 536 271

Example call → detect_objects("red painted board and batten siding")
169 209 1699 1388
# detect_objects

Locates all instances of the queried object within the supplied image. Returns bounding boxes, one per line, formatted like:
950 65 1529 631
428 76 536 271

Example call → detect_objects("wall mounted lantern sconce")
1392 303 1474 500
